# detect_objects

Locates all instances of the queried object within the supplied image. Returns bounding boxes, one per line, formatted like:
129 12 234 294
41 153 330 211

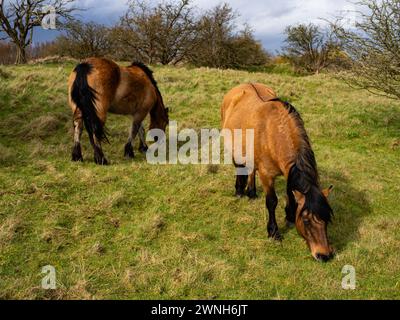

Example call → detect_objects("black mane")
131 61 162 97
267 98 298 115
130 61 168 122
280 99 333 223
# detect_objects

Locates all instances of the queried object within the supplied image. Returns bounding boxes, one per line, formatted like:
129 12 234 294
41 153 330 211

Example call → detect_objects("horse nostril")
316 253 332 262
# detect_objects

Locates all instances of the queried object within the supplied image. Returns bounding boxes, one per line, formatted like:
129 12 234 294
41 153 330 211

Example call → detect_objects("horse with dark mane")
68 57 169 165
221 83 334 262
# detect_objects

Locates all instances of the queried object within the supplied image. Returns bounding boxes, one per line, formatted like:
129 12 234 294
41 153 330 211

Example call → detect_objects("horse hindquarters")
70 63 109 165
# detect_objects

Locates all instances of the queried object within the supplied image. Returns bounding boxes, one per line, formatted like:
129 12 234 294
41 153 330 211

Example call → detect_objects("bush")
188 5 270 69
282 23 343 74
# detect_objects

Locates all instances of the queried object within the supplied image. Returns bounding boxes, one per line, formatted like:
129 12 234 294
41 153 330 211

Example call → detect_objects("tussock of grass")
0 143 14 165
140 215 166 242
0 68 12 80
29 56 79 65
0 63 399 299
19 114 68 139
207 164 219 174
0 216 23 248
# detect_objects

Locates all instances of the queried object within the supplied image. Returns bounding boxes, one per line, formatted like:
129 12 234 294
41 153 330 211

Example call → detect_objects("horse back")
110 65 157 117
222 83 301 177
83 57 120 97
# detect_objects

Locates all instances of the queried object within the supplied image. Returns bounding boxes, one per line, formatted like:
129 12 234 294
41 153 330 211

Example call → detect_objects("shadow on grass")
320 168 372 252
276 168 371 253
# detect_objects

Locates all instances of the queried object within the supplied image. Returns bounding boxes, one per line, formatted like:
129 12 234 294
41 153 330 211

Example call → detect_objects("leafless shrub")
0 0 77 64
282 23 343 74
53 21 112 59
115 0 198 65
189 4 270 69
331 0 400 99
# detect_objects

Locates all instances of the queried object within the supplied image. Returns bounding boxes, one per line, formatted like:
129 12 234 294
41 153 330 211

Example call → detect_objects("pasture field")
0 62 399 300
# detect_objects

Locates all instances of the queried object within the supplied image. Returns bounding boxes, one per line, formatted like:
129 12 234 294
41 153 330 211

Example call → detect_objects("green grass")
0 62 399 300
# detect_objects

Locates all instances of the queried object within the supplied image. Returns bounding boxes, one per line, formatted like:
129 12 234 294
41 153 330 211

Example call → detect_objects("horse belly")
109 99 137 115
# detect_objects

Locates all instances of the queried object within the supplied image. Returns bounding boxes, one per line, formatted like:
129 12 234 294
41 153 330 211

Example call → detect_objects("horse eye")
303 219 311 226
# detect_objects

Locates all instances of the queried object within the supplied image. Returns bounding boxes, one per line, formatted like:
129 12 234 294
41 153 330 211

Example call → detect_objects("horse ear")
292 190 305 205
322 185 334 198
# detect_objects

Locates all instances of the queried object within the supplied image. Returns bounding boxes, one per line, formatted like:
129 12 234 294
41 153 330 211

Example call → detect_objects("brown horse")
68 57 169 165
221 83 334 262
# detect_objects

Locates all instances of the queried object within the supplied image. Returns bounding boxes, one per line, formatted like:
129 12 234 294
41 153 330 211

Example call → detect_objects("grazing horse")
221 83 334 262
68 57 169 165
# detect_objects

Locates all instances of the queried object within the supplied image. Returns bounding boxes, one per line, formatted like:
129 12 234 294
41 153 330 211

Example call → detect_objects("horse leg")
71 111 84 162
259 172 281 241
89 134 108 165
266 188 281 240
235 167 248 198
246 170 258 199
285 186 297 227
138 123 149 153
124 120 141 159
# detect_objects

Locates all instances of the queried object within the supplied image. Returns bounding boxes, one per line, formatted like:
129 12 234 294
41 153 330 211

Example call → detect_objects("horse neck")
288 142 320 194
150 89 167 129
286 112 320 192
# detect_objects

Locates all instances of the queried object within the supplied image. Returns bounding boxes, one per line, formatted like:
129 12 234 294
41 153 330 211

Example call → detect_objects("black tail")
71 63 108 143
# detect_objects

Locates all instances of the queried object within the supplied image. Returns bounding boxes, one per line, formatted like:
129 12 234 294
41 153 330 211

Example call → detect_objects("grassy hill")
0 62 399 299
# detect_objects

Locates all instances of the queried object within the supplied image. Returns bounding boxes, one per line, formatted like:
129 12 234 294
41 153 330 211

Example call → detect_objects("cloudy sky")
34 0 357 52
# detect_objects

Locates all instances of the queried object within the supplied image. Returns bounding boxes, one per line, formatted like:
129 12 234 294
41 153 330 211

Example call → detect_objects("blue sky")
33 0 357 52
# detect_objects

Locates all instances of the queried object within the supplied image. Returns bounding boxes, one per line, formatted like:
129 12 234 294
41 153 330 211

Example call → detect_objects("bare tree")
0 0 76 64
120 0 198 65
190 3 237 68
190 4 269 69
282 23 340 74
55 20 111 59
331 0 400 99
107 25 141 61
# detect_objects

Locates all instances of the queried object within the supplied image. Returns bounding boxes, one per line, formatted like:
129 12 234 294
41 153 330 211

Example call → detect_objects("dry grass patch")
19 114 67 139
0 216 23 248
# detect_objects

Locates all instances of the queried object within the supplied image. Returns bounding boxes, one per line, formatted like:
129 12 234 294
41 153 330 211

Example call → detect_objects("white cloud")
193 0 356 50
74 0 128 24
35 0 358 50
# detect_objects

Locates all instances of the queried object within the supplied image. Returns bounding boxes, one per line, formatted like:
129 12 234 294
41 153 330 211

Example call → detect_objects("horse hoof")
268 230 283 241
247 190 258 200
95 157 109 165
72 155 83 162
286 220 295 228
270 233 283 242
139 146 148 154
72 145 83 162
125 152 135 159
124 144 135 159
